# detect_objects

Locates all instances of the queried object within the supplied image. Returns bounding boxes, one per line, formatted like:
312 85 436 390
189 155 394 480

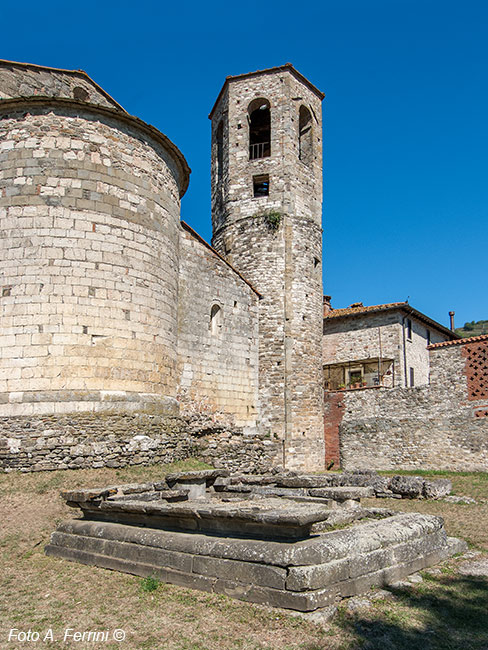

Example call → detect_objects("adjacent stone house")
323 298 457 390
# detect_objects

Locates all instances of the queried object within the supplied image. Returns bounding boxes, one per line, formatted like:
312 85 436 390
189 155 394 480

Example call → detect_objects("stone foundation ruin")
46 470 466 612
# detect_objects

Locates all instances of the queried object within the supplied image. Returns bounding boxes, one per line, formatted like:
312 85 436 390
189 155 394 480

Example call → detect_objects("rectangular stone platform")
45 471 466 611
45 515 463 611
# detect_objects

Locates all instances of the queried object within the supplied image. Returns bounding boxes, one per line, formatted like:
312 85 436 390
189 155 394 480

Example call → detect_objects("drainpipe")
449 311 455 332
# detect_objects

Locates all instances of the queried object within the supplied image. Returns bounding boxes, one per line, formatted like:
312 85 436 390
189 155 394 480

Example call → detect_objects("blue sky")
3 0 487 329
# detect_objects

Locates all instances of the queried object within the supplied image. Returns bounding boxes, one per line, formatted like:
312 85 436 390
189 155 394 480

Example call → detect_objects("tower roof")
209 63 325 119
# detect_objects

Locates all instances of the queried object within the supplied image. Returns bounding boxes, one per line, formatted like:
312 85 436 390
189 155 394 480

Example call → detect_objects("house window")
210 304 222 336
298 105 313 166
248 98 270 160
253 174 269 197
346 367 363 387
406 319 412 341
409 367 415 387
426 329 431 346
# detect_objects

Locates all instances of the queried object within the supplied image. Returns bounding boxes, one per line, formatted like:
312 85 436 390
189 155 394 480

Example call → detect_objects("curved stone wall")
0 100 187 416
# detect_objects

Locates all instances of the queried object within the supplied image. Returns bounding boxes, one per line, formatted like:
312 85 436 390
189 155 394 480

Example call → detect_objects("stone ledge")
0 391 179 417
45 516 464 612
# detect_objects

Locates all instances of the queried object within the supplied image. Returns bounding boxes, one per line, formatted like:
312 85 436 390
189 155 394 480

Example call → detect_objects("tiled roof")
324 302 407 318
324 301 458 340
428 333 488 349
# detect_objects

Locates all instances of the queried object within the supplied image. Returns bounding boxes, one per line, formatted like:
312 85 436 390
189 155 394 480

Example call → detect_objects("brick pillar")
324 392 344 468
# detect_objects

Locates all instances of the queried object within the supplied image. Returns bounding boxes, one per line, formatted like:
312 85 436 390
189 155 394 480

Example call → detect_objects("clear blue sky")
3 0 487 329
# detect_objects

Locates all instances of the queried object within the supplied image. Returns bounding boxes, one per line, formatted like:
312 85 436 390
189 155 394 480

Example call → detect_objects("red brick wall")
462 340 488 401
324 391 344 468
462 340 488 418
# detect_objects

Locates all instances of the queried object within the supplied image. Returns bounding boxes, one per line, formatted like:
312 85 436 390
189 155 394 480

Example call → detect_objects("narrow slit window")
210 304 222 336
409 367 415 387
248 98 270 160
253 174 269 197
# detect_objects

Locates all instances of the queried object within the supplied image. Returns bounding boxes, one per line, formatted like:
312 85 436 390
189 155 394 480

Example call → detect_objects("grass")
140 576 161 593
0 463 487 649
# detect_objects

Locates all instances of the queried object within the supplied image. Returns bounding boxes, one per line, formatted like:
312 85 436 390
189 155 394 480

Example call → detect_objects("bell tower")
210 64 325 471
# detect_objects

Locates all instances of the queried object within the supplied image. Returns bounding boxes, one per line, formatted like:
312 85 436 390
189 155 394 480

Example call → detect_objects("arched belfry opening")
299 105 313 166
248 98 270 160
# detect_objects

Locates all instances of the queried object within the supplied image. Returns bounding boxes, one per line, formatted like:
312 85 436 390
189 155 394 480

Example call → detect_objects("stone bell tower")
209 64 325 471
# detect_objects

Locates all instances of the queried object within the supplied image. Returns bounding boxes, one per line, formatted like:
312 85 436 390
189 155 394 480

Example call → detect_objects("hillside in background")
455 320 488 338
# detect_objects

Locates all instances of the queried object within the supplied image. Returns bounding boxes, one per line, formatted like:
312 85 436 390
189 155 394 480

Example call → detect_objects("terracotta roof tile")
428 334 488 349
324 302 407 318
324 301 458 340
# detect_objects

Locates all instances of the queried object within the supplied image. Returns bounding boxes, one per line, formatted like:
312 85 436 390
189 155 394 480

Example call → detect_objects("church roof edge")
0 59 127 113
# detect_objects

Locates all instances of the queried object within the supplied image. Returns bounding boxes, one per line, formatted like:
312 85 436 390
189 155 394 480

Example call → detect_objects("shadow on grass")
335 574 488 650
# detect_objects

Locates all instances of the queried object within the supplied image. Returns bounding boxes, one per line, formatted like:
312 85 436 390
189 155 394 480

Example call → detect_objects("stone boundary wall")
324 339 488 471
0 405 280 474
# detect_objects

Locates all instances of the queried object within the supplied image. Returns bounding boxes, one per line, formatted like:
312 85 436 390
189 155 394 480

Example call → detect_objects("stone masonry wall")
0 60 122 110
324 339 488 471
0 407 280 474
177 223 261 429
0 70 282 475
323 311 401 388
0 103 183 412
210 67 325 471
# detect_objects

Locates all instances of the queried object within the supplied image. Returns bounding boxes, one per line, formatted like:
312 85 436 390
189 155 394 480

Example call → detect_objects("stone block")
192 555 286 589
308 486 374 500
389 475 425 498
213 579 337 612
347 547 394 579
423 479 452 499
286 558 349 591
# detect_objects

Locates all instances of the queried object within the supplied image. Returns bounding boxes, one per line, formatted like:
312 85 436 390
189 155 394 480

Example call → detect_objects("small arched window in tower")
248 98 271 160
210 304 222 336
216 120 224 184
299 105 313 166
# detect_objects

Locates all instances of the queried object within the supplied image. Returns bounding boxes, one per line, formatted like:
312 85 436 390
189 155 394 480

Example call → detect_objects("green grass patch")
140 575 160 593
